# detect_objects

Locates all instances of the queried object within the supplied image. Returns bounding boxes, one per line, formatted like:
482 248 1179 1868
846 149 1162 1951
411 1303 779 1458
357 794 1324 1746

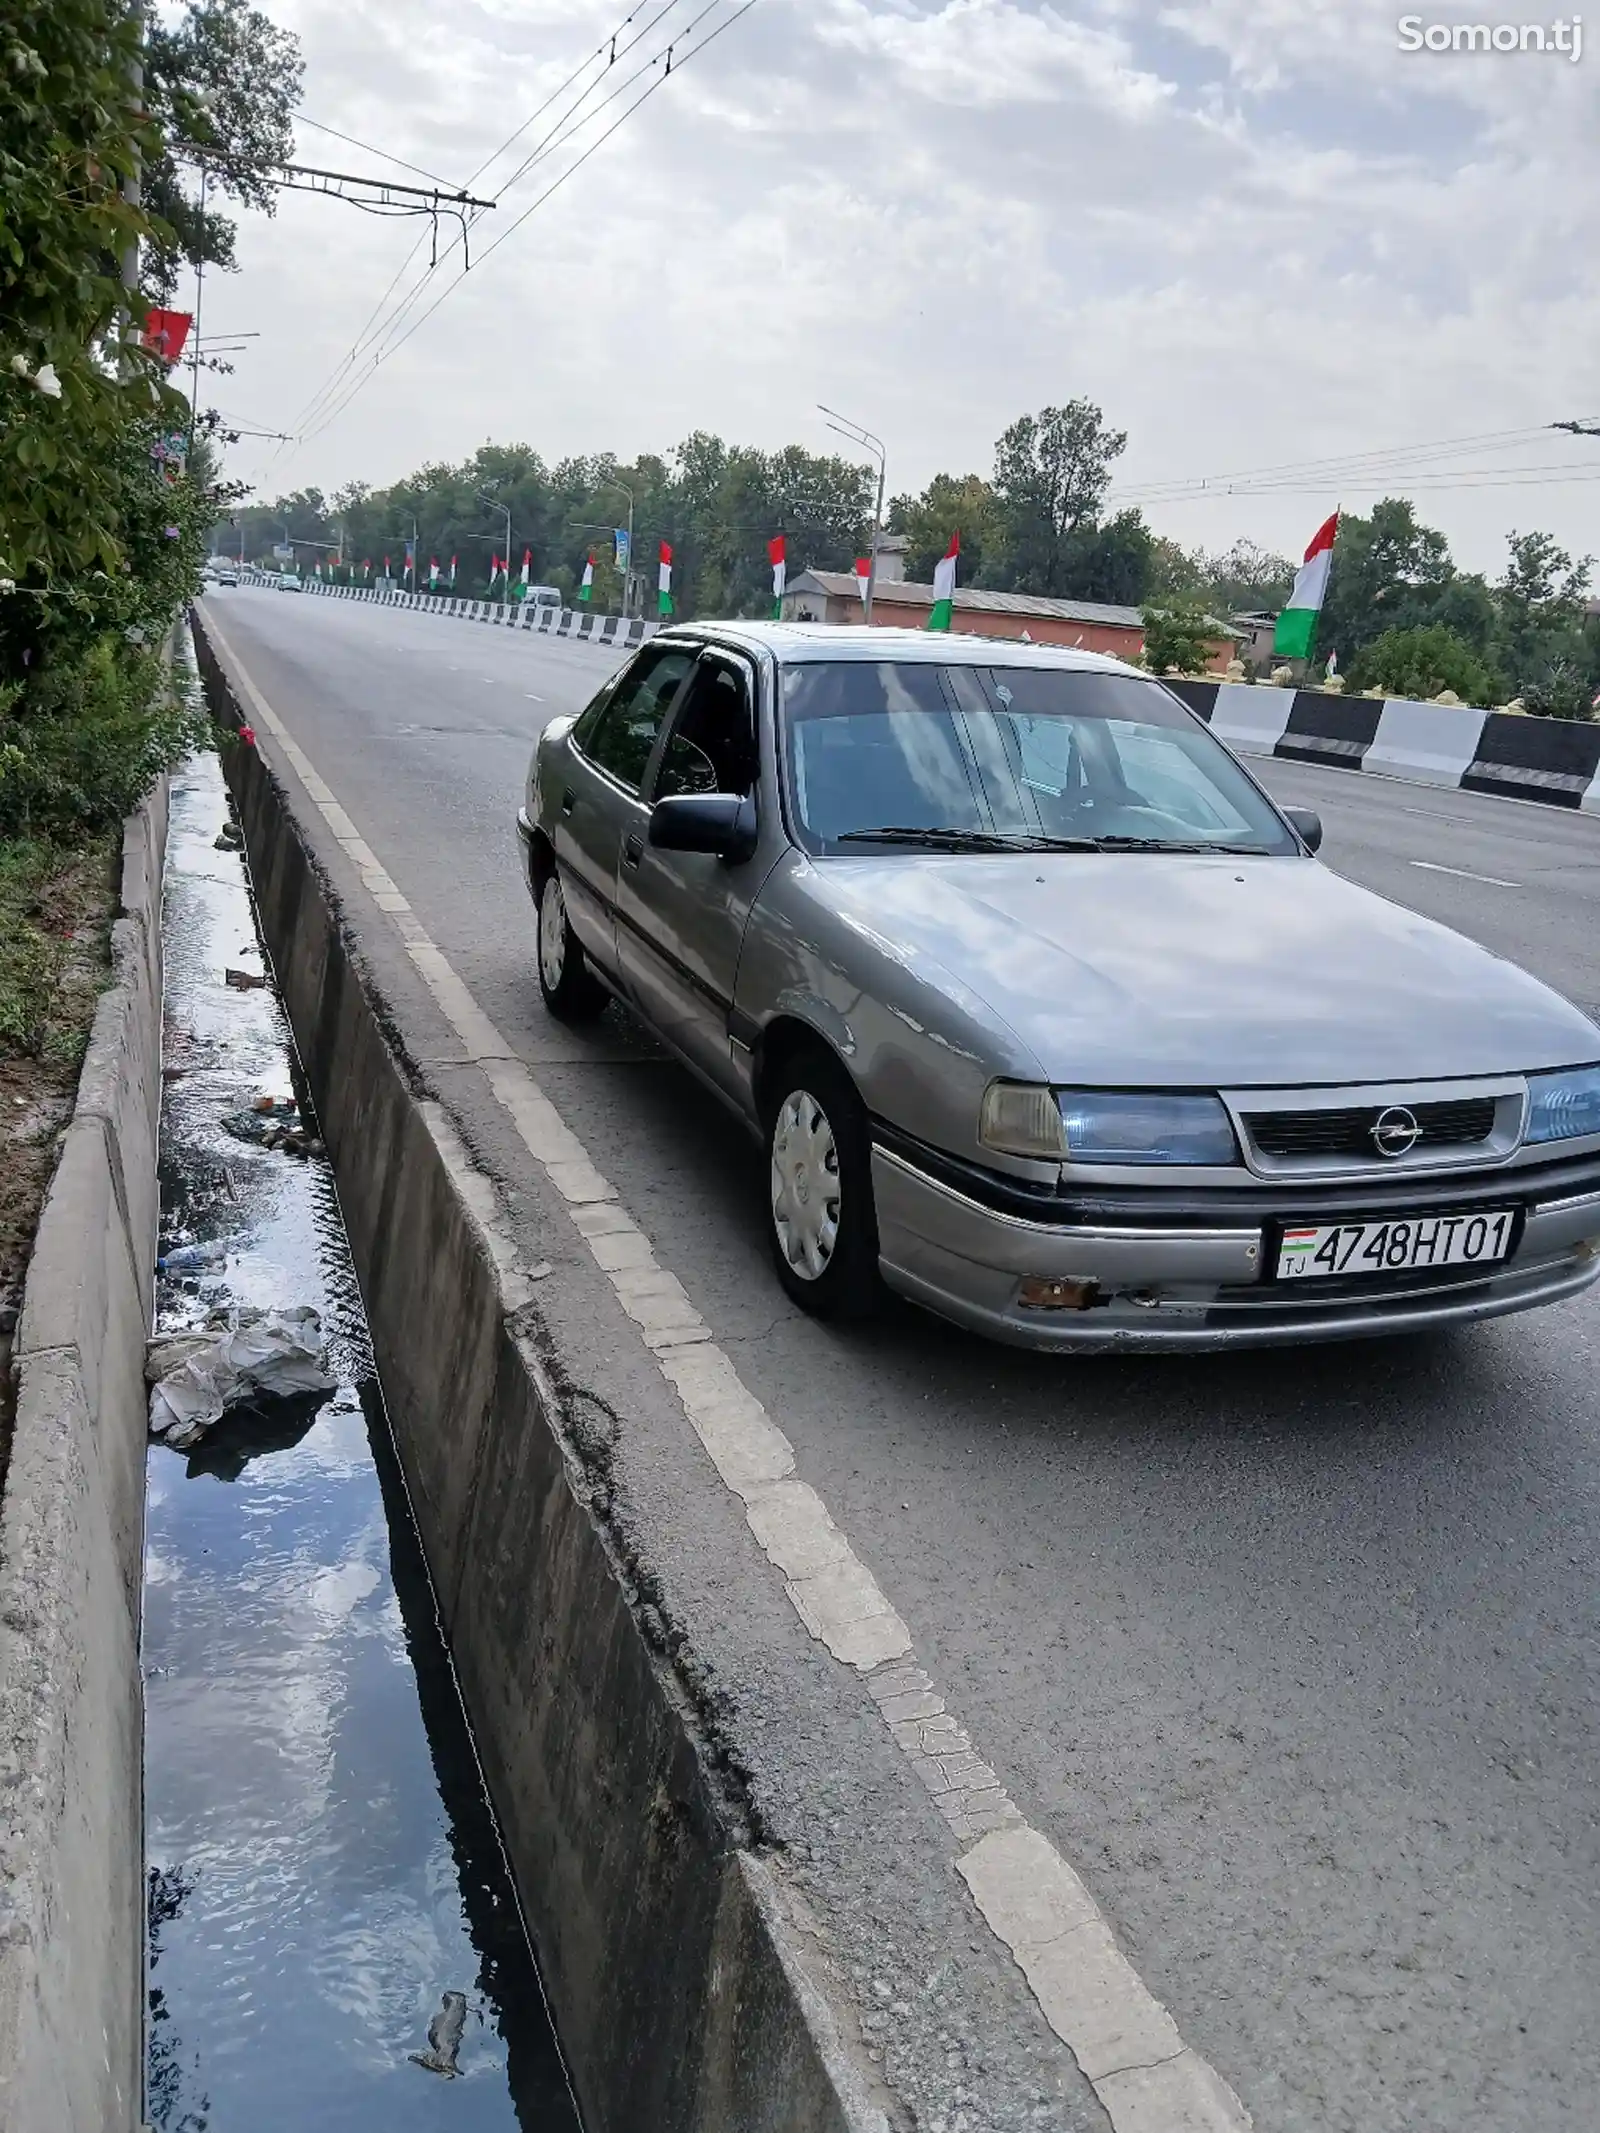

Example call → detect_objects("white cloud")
205 0 1599 573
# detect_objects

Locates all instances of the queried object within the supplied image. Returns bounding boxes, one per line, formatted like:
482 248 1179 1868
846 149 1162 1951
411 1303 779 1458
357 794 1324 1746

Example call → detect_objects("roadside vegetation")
0 0 302 1405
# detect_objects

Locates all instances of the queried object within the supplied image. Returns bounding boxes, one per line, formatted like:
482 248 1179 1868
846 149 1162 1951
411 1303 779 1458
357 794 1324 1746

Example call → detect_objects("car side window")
578 645 698 794
654 657 758 800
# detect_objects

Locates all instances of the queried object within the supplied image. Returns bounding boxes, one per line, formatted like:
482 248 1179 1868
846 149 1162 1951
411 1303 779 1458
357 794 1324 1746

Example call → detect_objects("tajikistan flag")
1274 512 1339 660
579 552 595 603
428 557 439 588
927 532 959 632
853 556 870 605
515 549 531 600
658 541 673 618
768 534 786 619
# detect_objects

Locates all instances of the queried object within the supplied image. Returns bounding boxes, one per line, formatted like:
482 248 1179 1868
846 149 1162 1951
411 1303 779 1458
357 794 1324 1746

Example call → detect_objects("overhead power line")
293 0 759 450
279 0 702 452
295 115 456 189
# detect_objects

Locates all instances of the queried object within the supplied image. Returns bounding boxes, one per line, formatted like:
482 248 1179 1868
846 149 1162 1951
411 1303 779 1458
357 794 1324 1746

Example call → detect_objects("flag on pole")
489 554 502 586
362 559 371 579
658 541 674 618
927 532 960 632
579 552 595 603
515 548 531 601
404 539 415 579
429 558 439 588
768 534 787 620
1273 512 1339 661
448 555 457 588
142 309 193 364
853 557 870 606
383 554 391 579
614 527 631 574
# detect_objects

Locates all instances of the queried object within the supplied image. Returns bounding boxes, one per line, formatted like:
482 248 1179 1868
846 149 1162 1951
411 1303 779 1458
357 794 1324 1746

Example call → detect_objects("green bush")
0 633 206 837
1345 624 1502 708
1521 657 1596 721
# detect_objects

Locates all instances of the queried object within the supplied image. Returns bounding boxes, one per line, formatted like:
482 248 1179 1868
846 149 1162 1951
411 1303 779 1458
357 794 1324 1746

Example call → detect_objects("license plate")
1276 1209 1516 1281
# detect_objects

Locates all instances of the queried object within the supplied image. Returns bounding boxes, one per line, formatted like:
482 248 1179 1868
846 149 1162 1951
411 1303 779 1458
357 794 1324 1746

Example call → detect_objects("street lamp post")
585 480 636 614
478 490 512 602
818 404 887 625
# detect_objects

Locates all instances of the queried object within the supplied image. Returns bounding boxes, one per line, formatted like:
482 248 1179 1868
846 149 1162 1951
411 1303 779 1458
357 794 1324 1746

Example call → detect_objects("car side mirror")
1284 806 1322 854
648 792 758 863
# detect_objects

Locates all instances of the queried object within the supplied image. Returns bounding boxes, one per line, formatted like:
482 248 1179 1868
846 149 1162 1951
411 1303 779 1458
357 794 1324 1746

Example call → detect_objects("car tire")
536 867 608 1023
764 1047 882 1320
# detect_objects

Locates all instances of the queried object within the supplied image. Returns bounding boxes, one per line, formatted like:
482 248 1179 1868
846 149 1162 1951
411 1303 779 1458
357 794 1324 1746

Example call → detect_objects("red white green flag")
658 541 674 618
579 552 595 603
514 548 531 600
448 555 457 588
489 555 502 586
853 556 870 605
927 531 960 631
768 534 786 619
1273 512 1339 660
428 557 439 588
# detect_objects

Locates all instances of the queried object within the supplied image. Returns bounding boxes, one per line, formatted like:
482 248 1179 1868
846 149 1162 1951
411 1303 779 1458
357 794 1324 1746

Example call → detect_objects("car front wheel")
765 1050 881 1319
536 867 608 1023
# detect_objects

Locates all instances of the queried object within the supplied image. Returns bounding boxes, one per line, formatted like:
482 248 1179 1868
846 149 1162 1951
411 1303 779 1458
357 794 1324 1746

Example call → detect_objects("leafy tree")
1199 539 1294 613
1140 596 1221 676
1316 498 1456 664
1345 624 1501 707
989 400 1129 596
890 473 1002 585
1494 529 1594 696
1521 658 1596 721
1146 537 1205 598
1060 506 1155 605
141 0 303 298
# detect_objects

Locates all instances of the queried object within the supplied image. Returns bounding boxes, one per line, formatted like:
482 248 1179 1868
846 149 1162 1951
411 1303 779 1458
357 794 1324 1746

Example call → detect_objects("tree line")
241 401 1598 716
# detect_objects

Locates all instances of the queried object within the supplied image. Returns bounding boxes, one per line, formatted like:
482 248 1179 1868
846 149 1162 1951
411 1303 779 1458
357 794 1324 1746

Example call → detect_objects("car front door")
614 649 773 1104
551 642 699 975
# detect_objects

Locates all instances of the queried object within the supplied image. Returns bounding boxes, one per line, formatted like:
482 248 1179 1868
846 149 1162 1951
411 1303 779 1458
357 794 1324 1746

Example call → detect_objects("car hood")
811 852 1599 1086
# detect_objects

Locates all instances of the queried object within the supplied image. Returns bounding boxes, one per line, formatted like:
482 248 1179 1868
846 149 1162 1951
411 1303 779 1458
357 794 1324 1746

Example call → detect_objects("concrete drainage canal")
144 745 583 2129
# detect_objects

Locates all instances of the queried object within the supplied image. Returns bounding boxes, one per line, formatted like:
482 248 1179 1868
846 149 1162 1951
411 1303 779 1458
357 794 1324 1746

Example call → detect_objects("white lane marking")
1401 805 1494 828
1409 859 1520 888
525 693 544 702
200 604 1251 2133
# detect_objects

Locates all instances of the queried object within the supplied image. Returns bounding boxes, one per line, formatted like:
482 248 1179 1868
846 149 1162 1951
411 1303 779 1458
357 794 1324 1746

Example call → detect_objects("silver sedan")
517 624 1600 1350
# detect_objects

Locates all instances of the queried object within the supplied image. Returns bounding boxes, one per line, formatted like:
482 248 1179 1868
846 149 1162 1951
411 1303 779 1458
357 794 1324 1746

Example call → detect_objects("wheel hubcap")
771 1089 841 1281
539 875 568 991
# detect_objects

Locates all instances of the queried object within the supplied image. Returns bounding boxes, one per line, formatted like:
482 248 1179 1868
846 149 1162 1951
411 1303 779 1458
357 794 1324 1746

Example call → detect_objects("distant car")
525 585 562 611
216 567 239 587
517 622 1600 1352
281 574 304 592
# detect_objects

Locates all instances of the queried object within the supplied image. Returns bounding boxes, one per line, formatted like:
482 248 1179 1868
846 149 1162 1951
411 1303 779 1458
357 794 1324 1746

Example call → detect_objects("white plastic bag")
147 1306 335 1447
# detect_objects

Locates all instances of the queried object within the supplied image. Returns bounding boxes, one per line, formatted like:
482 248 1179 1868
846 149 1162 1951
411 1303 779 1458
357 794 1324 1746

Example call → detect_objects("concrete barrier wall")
293 577 655 649
0 782 169 2133
1168 678 1600 811
191 614 878 2133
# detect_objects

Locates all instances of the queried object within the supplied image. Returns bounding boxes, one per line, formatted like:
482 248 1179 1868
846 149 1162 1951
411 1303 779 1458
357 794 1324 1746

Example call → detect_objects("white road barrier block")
1206 682 1294 758
1365 698 1490 787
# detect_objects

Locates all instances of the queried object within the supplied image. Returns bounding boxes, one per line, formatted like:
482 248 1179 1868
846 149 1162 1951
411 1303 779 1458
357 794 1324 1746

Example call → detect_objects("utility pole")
188 162 209 449
596 481 637 615
120 5 143 370
818 405 887 625
478 489 512 602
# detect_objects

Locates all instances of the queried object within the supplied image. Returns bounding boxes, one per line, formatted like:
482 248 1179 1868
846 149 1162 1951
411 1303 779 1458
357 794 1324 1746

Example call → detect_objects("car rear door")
551 641 699 976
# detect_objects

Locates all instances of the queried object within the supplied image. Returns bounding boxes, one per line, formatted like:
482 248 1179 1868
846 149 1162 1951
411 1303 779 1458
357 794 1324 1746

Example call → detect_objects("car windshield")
778 660 1298 857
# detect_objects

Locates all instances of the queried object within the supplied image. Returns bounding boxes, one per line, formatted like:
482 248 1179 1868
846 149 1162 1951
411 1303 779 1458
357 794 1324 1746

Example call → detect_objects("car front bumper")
871 1142 1600 1352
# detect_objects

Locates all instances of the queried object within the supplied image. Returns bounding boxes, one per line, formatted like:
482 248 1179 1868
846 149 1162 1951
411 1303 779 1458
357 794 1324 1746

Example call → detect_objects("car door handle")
623 831 644 868
559 788 576 815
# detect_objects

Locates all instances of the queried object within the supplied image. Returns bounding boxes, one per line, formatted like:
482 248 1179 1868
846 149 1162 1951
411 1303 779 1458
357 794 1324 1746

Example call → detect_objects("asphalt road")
203 586 1600 2133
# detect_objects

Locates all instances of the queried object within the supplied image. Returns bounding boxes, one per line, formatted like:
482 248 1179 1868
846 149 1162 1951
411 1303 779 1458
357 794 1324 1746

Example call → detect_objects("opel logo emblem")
1372 1105 1420 1158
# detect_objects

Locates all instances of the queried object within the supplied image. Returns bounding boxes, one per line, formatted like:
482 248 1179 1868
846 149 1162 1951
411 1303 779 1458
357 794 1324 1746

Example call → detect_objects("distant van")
524 585 562 610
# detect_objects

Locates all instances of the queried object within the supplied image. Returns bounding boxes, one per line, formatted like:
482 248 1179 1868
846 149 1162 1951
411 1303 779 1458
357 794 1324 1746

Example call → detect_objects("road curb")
190 609 888 2133
0 778 169 2133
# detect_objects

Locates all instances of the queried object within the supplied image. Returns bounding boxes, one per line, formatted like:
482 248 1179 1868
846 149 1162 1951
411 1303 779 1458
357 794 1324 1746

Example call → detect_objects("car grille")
1244 1097 1499 1161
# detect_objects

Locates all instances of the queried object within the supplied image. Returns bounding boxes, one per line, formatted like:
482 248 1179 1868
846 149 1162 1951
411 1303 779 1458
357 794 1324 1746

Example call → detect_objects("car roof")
655 620 1141 675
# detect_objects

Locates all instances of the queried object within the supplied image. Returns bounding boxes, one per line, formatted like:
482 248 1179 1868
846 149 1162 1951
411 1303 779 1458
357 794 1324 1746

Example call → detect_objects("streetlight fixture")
477 488 513 602
818 404 887 625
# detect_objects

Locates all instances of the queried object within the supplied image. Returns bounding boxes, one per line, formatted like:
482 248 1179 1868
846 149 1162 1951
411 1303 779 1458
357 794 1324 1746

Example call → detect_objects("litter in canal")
143 742 582 2129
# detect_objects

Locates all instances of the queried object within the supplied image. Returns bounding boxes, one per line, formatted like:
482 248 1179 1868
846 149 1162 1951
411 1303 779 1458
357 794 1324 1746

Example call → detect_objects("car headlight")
979 1084 1238 1165
1525 1064 1600 1144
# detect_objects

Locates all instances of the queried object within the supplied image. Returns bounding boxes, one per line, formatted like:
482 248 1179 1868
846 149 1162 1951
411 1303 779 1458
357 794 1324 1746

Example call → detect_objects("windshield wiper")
835 826 1101 852
1087 836 1268 854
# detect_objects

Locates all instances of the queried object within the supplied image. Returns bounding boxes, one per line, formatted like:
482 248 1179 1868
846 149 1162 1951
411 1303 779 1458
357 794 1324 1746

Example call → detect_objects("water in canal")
144 745 582 2130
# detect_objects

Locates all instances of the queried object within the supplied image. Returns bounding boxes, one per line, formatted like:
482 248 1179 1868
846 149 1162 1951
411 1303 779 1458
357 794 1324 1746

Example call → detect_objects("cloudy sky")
199 0 1599 574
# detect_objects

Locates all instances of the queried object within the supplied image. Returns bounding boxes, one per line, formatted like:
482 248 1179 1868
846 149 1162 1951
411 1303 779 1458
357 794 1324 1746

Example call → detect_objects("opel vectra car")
516 625 1600 1350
